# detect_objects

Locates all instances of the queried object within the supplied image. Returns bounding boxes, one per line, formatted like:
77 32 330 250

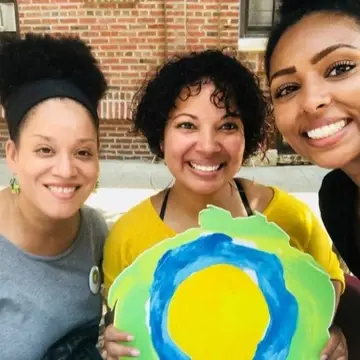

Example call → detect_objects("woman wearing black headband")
0 33 108 359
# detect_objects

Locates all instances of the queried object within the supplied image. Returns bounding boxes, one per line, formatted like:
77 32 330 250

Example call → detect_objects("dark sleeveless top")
319 169 360 277
159 180 253 220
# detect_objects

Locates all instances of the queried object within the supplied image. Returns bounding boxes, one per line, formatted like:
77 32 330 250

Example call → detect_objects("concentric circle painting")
108 206 335 360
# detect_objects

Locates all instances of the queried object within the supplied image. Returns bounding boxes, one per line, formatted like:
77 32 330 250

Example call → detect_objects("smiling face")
269 12 360 169
6 98 99 220
163 83 245 196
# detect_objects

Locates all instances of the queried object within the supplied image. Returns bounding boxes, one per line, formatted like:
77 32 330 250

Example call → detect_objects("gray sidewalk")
0 158 329 192
97 160 329 193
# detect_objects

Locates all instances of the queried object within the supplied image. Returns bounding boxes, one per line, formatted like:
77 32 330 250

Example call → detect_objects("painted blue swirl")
149 233 298 360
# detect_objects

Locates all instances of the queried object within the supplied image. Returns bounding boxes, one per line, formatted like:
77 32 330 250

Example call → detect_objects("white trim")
98 90 132 119
238 37 268 52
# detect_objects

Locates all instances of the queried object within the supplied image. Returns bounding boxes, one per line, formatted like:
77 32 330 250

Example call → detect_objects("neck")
11 192 79 256
169 180 238 218
342 157 360 187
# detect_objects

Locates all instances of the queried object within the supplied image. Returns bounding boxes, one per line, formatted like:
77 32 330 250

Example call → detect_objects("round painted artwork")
108 206 335 360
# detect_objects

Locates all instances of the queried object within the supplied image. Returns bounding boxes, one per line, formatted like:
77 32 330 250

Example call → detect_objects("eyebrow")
310 43 356 64
171 113 198 120
171 113 235 121
32 134 96 143
269 43 357 86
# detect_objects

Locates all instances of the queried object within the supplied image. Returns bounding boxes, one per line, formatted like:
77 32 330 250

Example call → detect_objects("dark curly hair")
0 33 107 141
265 0 360 80
132 49 272 161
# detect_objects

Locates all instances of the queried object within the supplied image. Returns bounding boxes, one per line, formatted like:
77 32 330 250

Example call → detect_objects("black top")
159 180 253 220
319 169 359 277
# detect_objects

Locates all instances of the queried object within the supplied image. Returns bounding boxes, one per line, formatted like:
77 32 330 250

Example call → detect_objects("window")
240 0 280 38
0 0 18 35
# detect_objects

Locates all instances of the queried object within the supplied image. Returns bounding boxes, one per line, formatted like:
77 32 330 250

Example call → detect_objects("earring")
10 176 20 194
93 179 99 193
249 157 256 184
149 169 173 191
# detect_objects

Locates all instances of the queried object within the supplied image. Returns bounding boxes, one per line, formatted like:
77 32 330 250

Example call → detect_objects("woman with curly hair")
265 0 360 358
102 49 344 358
0 34 108 359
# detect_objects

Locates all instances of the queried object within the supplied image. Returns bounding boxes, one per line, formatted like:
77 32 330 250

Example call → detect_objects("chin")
309 152 358 170
41 205 81 220
189 184 224 197
310 158 347 170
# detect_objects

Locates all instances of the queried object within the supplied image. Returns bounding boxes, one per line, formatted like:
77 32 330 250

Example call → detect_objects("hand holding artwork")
320 325 347 360
104 325 140 359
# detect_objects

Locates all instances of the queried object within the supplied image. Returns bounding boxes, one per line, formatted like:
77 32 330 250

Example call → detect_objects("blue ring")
149 233 298 359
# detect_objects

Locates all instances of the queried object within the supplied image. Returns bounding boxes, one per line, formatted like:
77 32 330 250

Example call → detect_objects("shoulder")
81 205 108 237
237 178 273 213
105 196 157 253
240 179 306 216
108 197 155 238
321 168 350 186
266 187 313 217
103 196 158 270
318 169 355 245
320 169 352 194
319 169 355 204
264 187 319 242
80 205 109 260
240 179 315 232
319 169 355 222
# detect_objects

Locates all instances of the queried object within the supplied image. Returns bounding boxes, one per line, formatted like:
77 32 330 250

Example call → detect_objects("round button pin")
89 265 101 294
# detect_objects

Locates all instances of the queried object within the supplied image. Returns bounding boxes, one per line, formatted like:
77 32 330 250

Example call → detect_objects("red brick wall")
0 0 266 160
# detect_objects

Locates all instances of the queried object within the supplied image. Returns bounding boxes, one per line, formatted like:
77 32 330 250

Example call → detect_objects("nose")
300 80 331 114
196 128 221 154
52 155 77 178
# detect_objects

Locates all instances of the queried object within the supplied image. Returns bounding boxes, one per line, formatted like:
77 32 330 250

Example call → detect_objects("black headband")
4 79 99 139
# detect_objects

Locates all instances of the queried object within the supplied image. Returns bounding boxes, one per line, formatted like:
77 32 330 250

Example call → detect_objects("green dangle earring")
10 176 20 194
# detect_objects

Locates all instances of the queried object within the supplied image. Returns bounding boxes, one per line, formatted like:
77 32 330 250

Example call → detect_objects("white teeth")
48 186 76 194
190 162 221 172
307 120 347 139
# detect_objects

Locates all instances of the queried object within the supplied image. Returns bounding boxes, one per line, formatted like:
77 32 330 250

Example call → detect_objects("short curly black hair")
265 0 360 80
0 33 108 141
132 49 272 161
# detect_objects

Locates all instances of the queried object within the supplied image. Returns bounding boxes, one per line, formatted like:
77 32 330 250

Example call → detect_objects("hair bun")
0 33 107 107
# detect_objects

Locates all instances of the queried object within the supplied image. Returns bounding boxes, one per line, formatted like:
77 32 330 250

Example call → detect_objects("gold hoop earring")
149 170 157 191
149 170 174 191
250 157 256 185
10 176 20 194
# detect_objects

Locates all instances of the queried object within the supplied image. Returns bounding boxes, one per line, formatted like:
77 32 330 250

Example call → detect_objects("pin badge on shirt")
89 265 101 294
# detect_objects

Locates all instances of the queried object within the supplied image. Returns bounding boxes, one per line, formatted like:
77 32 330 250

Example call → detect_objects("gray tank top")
0 206 108 360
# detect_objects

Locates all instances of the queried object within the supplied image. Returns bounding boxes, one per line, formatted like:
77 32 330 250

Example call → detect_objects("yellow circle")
167 264 270 360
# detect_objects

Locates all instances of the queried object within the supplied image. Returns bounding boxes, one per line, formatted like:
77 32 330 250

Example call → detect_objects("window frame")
0 0 19 36
240 0 277 38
